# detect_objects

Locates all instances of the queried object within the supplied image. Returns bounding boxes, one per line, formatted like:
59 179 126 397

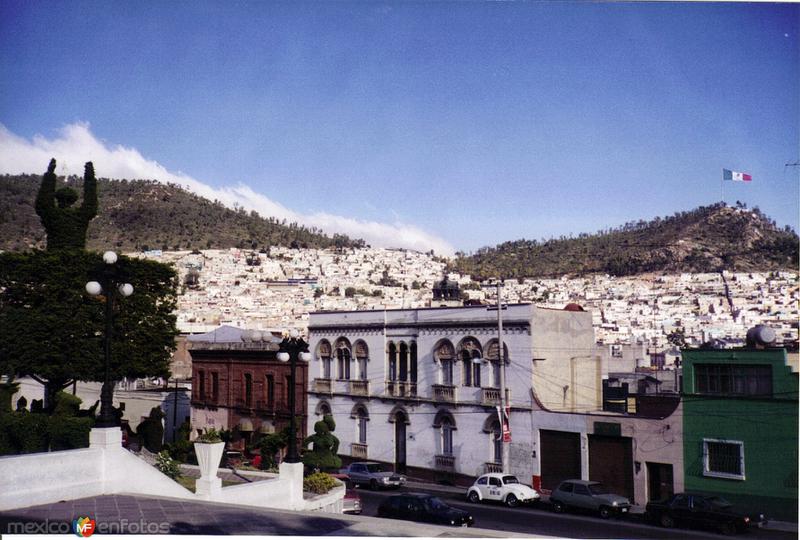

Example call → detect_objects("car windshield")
424 497 448 511
502 476 520 485
706 496 733 509
588 483 610 495
365 464 384 473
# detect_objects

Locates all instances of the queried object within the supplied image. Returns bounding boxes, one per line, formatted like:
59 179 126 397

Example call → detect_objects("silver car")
550 480 631 519
340 462 406 490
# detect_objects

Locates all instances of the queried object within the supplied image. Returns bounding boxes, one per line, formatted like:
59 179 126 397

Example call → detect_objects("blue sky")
1 1 797 255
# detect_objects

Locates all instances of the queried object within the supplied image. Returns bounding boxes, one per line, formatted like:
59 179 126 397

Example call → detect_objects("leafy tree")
0 249 178 411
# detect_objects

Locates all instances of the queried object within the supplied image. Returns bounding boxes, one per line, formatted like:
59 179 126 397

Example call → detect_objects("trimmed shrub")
49 416 93 451
136 407 166 453
303 472 338 494
52 391 82 417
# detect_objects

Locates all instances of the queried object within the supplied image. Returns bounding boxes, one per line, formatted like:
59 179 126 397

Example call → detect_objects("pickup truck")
339 462 407 490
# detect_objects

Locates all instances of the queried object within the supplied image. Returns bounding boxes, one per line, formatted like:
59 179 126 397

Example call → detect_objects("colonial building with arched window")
306 303 685 506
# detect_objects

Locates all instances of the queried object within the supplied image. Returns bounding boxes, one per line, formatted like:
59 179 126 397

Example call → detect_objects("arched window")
335 338 351 380
388 342 398 382
486 340 508 388
458 338 482 388
353 405 369 444
410 342 418 383
399 342 409 381
433 409 456 456
435 341 455 386
317 340 332 380
355 341 368 381
315 401 331 417
442 417 454 456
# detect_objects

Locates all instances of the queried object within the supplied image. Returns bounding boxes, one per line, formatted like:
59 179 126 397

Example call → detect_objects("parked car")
550 479 631 519
330 473 362 514
377 493 474 527
466 473 540 507
646 493 765 535
339 462 406 490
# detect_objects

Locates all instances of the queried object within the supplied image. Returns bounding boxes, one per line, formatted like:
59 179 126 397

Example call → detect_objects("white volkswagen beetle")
466 473 540 507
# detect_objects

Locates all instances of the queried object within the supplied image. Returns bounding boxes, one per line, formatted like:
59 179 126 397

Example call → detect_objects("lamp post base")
279 461 305 509
89 427 123 449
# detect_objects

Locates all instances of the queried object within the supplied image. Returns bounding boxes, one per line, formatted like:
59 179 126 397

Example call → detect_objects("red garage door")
588 434 634 502
540 430 581 491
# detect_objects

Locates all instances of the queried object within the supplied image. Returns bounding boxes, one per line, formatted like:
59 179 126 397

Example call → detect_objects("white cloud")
0 122 455 255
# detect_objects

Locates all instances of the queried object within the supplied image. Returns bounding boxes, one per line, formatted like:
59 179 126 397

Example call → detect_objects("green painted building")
682 347 798 521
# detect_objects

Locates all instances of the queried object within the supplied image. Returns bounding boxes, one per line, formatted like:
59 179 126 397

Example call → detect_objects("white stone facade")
306 304 598 483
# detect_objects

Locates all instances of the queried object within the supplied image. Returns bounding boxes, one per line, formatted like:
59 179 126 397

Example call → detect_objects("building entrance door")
395 412 407 473
646 462 674 502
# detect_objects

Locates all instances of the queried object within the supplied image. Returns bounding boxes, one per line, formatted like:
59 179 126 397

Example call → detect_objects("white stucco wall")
306 304 598 483
0 428 342 513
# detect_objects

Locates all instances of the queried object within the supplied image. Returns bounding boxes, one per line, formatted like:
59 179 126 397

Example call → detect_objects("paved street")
354 485 798 540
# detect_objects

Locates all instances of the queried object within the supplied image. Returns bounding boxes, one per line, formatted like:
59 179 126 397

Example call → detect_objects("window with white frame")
441 417 454 456
436 341 455 386
355 406 368 444
703 438 745 480
335 338 351 380
355 341 368 381
318 340 332 379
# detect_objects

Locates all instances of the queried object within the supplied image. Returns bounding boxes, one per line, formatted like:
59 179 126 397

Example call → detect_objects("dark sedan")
646 493 765 535
377 493 474 527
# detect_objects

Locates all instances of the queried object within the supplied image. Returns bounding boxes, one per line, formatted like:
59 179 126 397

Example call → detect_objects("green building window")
703 438 745 480
695 364 772 396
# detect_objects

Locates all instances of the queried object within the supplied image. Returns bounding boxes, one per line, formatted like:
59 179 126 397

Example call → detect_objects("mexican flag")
723 168 752 182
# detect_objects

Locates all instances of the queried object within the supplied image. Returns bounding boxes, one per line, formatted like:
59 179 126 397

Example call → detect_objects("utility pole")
496 281 510 474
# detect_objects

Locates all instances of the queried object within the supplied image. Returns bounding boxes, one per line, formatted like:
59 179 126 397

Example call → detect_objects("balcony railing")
482 388 501 406
481 388 511 405
485 462 503 474
435 454 455 470
432 384 456 403
313 378 332 394
349 380 369 396
351 442 368 459
385 381 417 398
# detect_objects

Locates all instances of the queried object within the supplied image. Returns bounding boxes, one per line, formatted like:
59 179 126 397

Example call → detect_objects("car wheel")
370 479 379 490
551 500 565 513
468 491 480 503
599 506 611 519
505 494 519 507
720 522 737 536
660 514 675 528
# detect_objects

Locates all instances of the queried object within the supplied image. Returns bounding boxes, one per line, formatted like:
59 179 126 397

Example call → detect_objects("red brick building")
189 326 308 452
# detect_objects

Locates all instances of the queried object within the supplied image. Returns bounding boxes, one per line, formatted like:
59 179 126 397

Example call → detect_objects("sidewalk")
402 477 798 534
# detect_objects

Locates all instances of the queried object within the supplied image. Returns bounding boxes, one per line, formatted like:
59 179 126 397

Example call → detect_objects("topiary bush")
52 391 82 417
303 472 338 494
136 407 166 453
302 414 341 472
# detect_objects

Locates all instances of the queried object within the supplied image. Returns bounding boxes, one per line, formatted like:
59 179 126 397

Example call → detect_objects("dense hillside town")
139 247 799 351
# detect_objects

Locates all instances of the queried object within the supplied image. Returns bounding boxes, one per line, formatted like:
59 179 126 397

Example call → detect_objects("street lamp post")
85 251 133 428
277 329 311 464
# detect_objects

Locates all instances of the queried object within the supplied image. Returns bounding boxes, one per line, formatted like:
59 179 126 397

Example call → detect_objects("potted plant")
193 428 225 495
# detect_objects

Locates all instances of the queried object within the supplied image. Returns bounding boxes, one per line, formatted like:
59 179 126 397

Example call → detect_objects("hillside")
0 174 365 252
449 203 799 279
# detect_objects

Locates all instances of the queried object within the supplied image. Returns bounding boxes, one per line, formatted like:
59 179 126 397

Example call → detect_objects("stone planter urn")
194 440 225 499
